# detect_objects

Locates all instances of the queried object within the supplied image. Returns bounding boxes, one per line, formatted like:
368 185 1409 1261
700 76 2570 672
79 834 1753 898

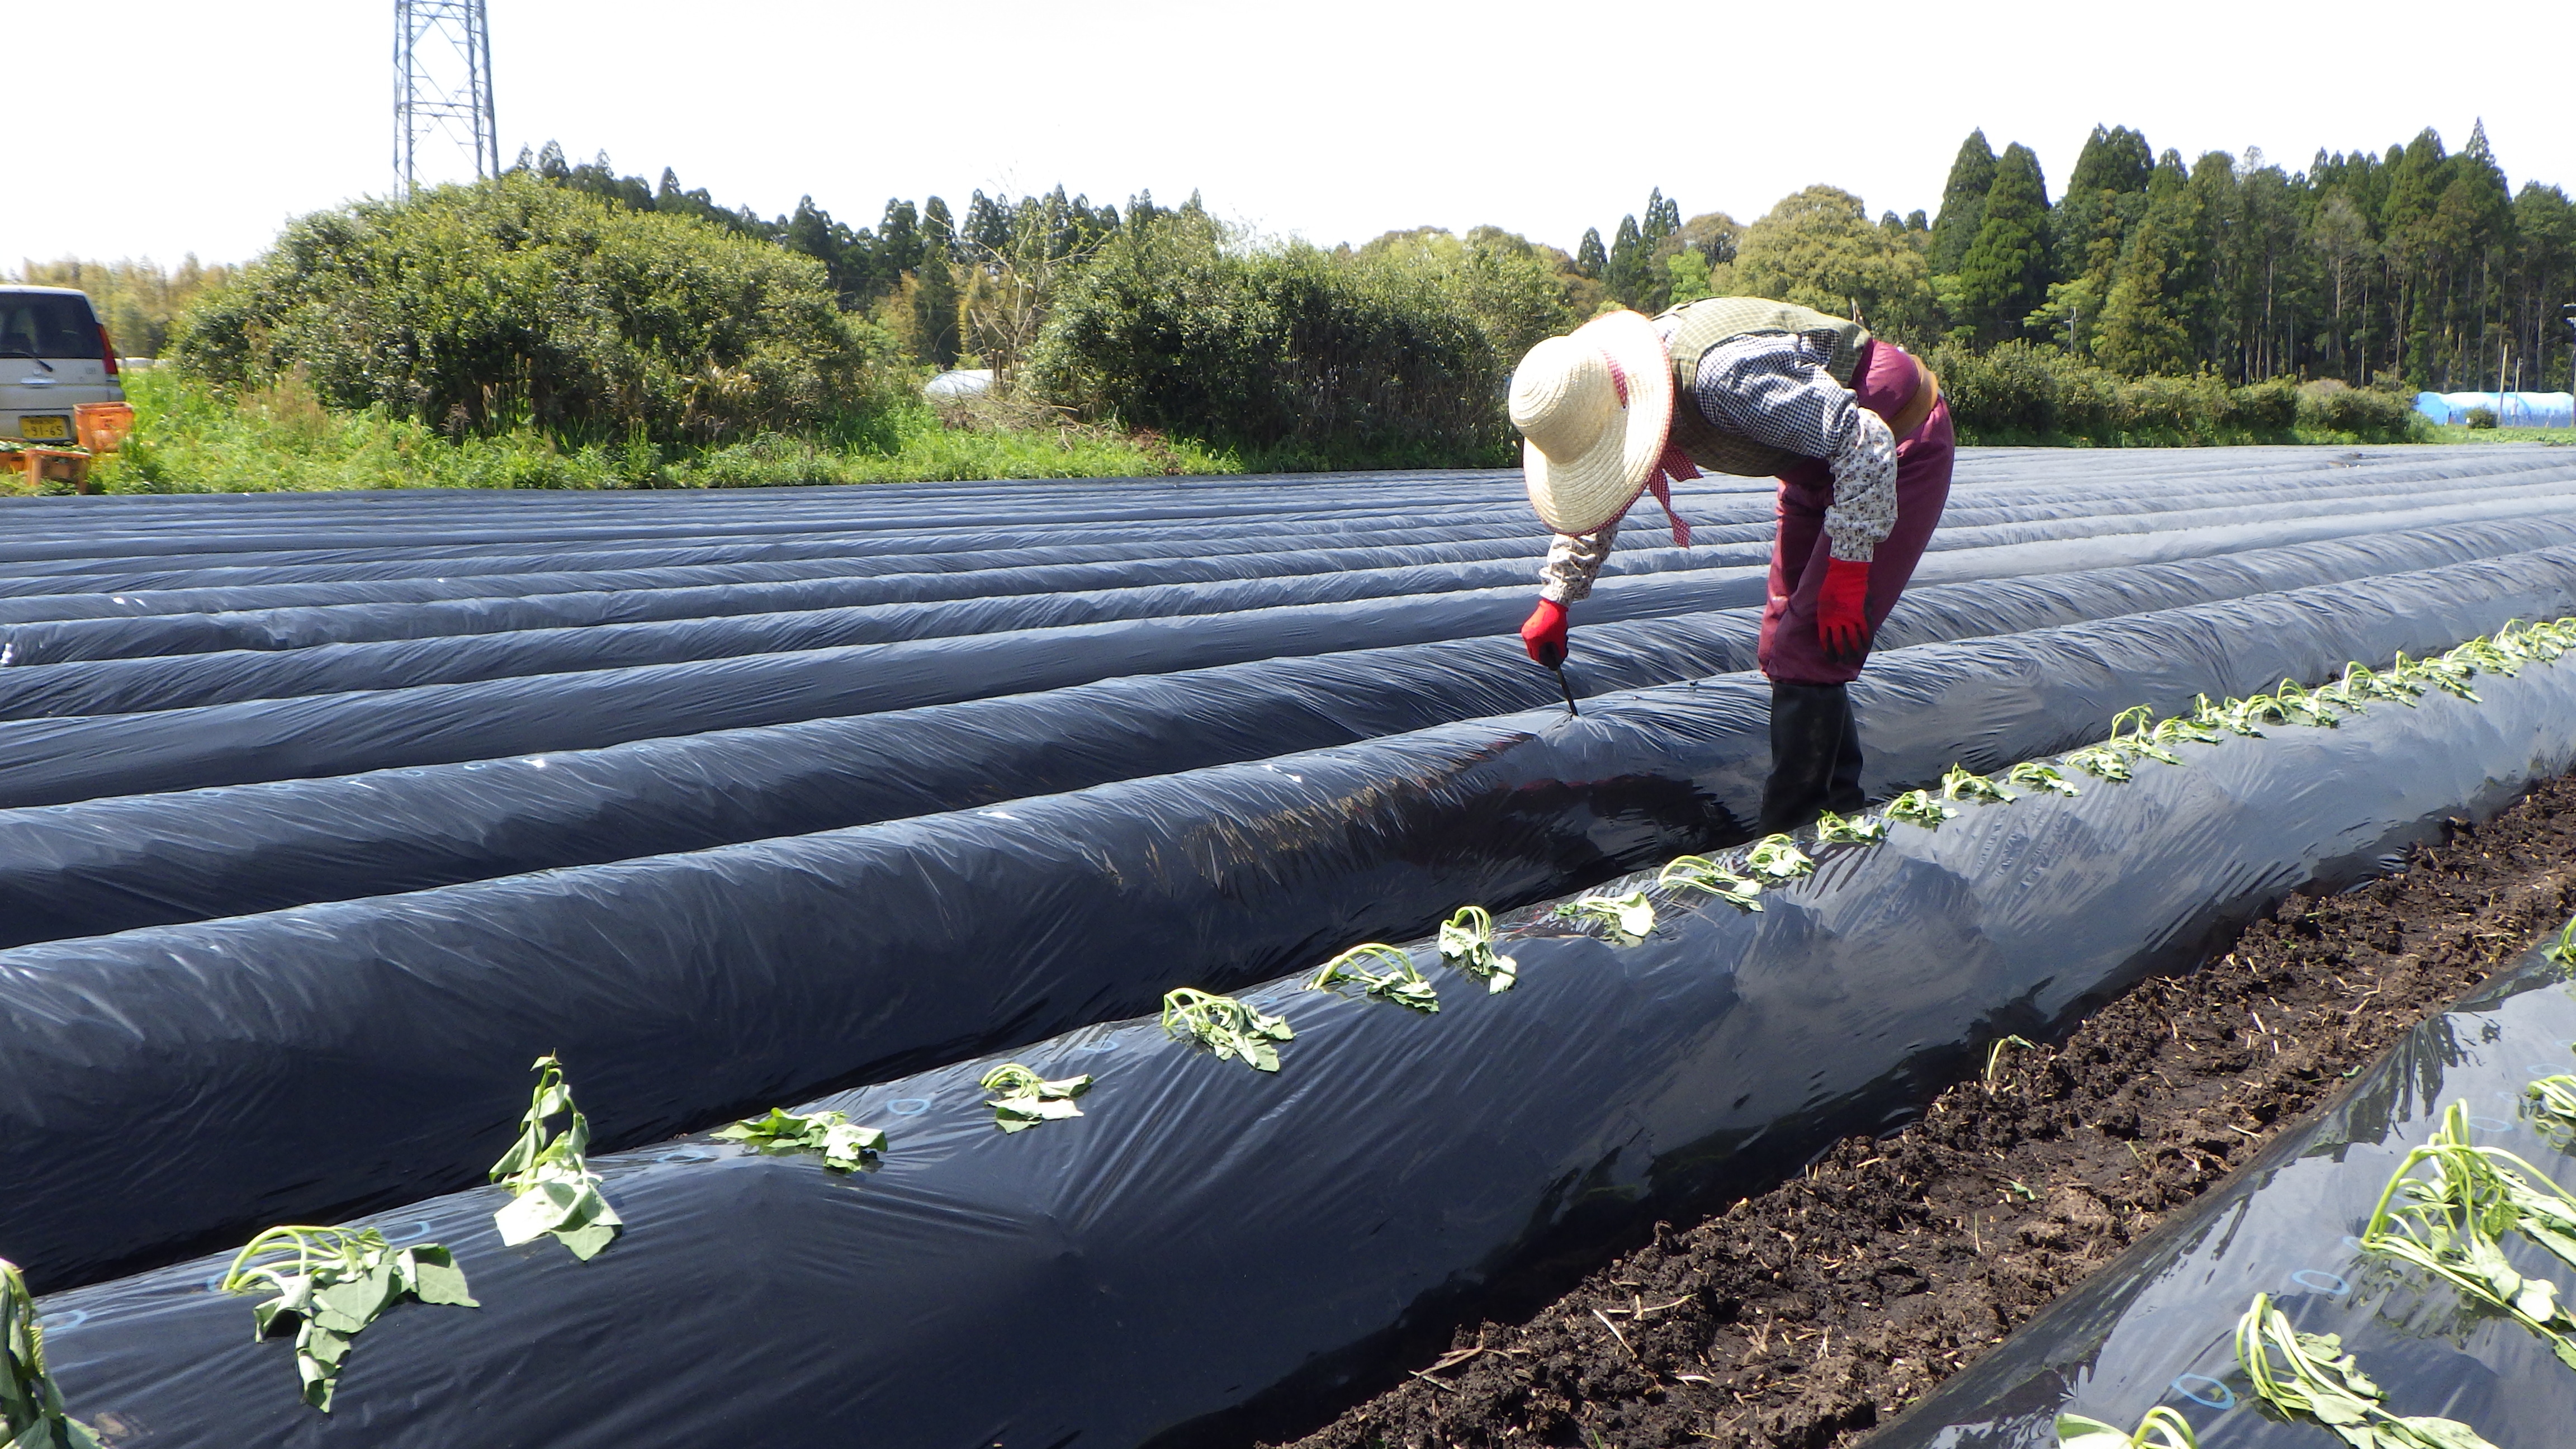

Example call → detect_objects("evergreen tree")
1606 214 1646 308
1575 228 1607 280
2510 182 2576 390
965 191 1010 253
1926 130 1997 279
2096 150 2198 375
2053 126 2153 278
921 197 956 253
879 200 924 275
912 250 963 368
783 197 864 307
1953 143 2053 345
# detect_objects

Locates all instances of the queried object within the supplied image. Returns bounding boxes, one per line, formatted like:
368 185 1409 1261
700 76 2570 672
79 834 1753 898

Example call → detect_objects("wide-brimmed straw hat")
1508 309 1673 537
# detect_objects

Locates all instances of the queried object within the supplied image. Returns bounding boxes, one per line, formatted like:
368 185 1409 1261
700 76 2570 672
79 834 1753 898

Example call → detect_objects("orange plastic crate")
74 402 134 454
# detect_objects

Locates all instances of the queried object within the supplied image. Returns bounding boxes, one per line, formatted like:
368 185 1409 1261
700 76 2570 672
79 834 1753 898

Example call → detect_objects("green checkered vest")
1654 298 1869 476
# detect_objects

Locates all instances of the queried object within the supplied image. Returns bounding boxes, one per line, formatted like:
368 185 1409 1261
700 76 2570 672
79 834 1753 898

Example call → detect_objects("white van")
1 287 124 443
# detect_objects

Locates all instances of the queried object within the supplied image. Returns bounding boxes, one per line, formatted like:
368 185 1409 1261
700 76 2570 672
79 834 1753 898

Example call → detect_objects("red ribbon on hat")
1646 441 1698 549
1600 346 1696 549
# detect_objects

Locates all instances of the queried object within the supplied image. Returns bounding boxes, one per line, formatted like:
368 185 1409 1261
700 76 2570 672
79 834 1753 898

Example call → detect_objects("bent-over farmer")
1506 299 1953 832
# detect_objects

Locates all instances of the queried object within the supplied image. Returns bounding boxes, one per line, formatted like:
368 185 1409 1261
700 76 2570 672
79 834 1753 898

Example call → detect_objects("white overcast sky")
14 0 2572 268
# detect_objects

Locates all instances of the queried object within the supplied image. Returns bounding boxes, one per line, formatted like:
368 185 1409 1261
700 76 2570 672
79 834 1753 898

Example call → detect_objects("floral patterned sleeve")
1537 518 1618 604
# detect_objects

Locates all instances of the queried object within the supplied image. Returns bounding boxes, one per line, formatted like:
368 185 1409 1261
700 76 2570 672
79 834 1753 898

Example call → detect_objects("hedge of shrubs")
1926 340 2428 446
1027 211 1545 469
173 176 908 447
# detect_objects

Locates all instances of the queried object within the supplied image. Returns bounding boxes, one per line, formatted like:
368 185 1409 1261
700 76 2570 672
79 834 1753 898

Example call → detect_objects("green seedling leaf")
1984 1034 2038 1087
2236 1292 2498 1448
2448 637 2522 679
2104 705 2187 765
1885 789 1958 826
2005 762 2081 797
2192 690 2276 737
221 1226 477 1413
1812 809 1888 844
2495 619 2572 666
1658 855 1764 912
2360 1102 2576 1364
1745 835 1815 880
713 1107 889 1171
1 1258 100 1449
2053 1406 2198 1448
2532 1074 2576 1144
488 1055 623 1260
2264 678 2347 728
2547 917 2576 969
2402 650 2483 702
1436 906 1519 992
1307 943 1441 1011
979 1062 1093 1133
1554 891 1658 941
1161 987 1297 1069
2328 660 2423 708
1941 765 2018 805
2064 747 2133 783
399 1247 476 1308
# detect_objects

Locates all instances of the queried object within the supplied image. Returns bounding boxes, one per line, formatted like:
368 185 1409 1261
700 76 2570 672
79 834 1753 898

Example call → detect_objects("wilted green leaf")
219 1227 476 1413
714 1107 890 1171
2005 762 2081 797
400 1247 478 1308
981 1063 1093 1133
1 1259 101 1448
1554 891 1657 941
488 1056 624 1261
1436 906 1519 992
2053 1406 2199 1448
1745 835 1814 880
2237 1292 2496 1448
1885 789 1958 826
1658 855 1764 912
1308 943 1441 1011
2064 747 2132 783
1162 987 1297 1069
1940 765 2017 804
1812 809 1888 844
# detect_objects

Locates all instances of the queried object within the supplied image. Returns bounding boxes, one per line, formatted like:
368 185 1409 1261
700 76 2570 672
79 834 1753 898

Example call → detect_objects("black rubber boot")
1759 682 1866 832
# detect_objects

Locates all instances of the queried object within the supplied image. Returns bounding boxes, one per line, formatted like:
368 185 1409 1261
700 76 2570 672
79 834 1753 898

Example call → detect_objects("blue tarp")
2413 390 2576 427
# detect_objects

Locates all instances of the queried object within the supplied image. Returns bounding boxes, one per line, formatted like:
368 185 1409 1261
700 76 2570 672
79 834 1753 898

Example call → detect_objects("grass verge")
82 370 1238 493
2418 423 2576 446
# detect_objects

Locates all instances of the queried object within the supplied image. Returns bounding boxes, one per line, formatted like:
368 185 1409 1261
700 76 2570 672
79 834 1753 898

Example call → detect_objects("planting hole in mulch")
1268 769 2576 1449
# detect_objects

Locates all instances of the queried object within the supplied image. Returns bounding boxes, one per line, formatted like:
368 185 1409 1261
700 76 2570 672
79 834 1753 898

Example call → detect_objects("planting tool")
1549 662 1579 716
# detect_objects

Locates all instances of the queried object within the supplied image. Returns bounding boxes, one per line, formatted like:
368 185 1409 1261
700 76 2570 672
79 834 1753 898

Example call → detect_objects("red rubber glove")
1521 598 1569 667
1815 558 1873 665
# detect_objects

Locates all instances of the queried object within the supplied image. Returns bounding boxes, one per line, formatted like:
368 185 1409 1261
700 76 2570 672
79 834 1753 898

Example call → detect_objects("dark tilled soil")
1282 773 2576 1449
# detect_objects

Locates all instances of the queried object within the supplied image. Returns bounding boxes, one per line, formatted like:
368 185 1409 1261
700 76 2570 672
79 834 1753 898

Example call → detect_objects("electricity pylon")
394 0 498 198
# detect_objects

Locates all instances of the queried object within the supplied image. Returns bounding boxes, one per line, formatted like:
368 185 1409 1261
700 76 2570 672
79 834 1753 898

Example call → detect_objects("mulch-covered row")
1282 771 2576 1449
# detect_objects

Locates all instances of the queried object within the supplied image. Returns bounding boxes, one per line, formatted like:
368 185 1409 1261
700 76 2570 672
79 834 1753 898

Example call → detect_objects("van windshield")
0 293 100 360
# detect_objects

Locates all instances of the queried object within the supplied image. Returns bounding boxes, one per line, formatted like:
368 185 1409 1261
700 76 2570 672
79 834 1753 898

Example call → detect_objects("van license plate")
20 416 69 442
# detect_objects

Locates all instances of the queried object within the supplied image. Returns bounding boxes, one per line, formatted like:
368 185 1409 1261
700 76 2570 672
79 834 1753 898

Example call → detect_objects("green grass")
2417 423 2576 446
89 370 1239 493
69 369 2563 497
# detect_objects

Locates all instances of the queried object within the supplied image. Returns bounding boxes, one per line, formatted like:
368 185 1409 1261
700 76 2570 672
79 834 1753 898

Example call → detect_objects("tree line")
73 118 2570 477
1922 122 2574 392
